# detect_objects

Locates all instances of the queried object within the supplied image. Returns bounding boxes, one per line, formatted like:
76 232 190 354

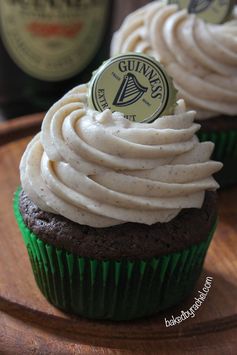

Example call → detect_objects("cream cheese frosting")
111 2 237 120
20 84 222 227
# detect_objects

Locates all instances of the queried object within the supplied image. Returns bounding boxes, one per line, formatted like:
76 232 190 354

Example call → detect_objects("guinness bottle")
0 0 112 119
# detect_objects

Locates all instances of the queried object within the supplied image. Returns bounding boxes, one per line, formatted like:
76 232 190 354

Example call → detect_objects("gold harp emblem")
188 0 213 13
113 73 148 107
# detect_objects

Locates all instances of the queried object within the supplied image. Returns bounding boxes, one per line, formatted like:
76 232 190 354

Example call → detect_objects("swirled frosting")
20 84 222 227
111 2 237 119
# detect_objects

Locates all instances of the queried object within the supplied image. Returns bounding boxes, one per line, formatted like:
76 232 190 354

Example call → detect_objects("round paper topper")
168 0 234 24
88 53 177 123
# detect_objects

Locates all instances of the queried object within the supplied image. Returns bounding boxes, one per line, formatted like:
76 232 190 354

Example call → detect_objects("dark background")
0 0 152 121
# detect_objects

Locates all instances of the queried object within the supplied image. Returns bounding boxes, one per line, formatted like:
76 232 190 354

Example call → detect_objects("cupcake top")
20 83 222 228
111 2 237 120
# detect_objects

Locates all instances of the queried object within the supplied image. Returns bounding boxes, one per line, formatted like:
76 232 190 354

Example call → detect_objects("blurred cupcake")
14 67 222 320
111 2 237 185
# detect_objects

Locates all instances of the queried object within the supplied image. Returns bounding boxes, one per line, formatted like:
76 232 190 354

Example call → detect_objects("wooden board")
0 114 237 355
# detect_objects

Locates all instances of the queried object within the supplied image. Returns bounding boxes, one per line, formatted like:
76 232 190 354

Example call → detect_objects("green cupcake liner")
198 129 237 186
198 130 237 161
14 189 216 321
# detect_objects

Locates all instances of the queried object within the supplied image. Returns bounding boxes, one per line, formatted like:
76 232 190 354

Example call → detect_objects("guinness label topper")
88 53 177 123
168 0 235 24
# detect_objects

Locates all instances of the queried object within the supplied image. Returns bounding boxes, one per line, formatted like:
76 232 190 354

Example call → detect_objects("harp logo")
113 73 148 107
168 0 234 23
88 53 177 123
188 0 213 13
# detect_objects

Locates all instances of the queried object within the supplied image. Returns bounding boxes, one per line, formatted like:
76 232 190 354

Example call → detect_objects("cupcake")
14 56 222 320
111 2 237 185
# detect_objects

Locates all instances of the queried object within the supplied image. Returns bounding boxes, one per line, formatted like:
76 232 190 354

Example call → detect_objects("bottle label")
0 0 108 81
88 53 177 123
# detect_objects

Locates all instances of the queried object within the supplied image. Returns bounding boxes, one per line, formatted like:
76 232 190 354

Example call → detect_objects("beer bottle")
0 0 112 119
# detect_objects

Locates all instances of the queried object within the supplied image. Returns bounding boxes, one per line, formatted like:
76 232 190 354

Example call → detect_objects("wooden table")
0 113 237 354
1 1 237 353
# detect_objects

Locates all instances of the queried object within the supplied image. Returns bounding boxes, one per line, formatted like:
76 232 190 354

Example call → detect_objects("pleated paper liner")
14 189 216 321
198 129 237 186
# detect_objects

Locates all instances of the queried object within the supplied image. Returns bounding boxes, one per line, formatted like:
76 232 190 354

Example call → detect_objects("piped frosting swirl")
20 84 222 227
111 2 237 119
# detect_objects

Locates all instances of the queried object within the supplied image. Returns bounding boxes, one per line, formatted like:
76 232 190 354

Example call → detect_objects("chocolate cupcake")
14 61 222 320
111 2 237 185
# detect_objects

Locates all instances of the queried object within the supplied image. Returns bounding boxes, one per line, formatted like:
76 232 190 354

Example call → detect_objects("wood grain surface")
0 113 237 355
0 1 237 352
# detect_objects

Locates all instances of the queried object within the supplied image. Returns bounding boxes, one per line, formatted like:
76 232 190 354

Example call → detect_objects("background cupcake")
14 56 222 320
111 2 237 185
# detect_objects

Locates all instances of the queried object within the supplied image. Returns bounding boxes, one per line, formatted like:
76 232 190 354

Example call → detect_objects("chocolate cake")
19 189 217 261
198 115 237 132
